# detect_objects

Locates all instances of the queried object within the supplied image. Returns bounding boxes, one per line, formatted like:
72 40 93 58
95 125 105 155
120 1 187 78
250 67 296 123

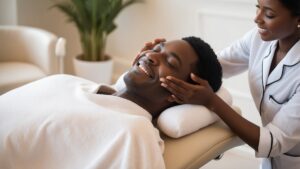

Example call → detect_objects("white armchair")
0 25 66 94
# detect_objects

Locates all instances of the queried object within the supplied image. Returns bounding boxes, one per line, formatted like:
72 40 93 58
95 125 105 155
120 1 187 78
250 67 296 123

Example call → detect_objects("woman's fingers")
161 77 188 95
160 74 214 105
144 38 165 51
140 42 154 52
191 73 209 86
154 38 166 44
165 76 191 91
132 39 166 66
169 95 184 104
160 77 193 103
132 42 153 65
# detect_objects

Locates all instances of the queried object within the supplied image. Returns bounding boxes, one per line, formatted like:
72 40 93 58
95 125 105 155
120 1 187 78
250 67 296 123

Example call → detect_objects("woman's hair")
279 0 300 16
182 36 222 92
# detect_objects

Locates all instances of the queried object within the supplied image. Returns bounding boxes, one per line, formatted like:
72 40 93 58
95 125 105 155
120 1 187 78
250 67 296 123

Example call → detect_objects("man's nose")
146 53 160 65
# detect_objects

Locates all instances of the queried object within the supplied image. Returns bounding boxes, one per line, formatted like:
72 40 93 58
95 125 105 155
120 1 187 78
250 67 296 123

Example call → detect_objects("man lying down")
0 37 222 169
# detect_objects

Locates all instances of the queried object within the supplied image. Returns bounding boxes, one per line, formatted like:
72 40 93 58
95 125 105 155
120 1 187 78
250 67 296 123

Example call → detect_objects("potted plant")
53 0 142 83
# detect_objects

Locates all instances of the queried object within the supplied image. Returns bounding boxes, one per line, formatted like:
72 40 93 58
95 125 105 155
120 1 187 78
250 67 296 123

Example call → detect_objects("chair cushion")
0 62 46 94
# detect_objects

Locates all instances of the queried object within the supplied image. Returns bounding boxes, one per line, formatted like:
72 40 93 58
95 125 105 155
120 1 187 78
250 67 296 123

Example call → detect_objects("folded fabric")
113 73 233 138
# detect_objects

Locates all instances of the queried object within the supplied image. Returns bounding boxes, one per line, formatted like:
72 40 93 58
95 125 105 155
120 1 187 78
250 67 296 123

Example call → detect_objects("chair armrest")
0 25 65 74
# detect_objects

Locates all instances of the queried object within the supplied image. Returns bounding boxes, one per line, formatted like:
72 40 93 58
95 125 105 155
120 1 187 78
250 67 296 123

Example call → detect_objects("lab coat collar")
262 42 276 88
263 40 300 87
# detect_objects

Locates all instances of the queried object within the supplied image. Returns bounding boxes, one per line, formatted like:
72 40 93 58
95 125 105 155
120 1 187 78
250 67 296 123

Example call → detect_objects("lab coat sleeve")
217 28 257 78
256 86 300 157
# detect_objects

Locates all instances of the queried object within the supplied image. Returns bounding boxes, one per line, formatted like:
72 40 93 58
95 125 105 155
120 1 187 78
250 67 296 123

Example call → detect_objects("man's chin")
125 70 157 85
125 74 163 92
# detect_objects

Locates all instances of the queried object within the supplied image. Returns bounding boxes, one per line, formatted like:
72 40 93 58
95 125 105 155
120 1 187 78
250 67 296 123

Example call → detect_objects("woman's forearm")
208 94 260 151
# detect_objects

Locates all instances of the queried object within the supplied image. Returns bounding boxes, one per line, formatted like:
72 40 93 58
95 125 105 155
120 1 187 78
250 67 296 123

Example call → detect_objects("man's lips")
137 61 154 78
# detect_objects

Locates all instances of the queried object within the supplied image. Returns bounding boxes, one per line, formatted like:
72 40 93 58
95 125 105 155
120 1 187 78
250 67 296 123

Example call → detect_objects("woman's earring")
298 24 300 28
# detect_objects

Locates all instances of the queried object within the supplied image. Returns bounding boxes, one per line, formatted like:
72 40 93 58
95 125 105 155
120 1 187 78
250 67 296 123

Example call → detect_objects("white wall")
0 0 17 25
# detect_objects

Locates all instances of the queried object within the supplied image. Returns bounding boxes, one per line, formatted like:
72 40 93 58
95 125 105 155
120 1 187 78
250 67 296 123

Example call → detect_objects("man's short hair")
182 36 222 92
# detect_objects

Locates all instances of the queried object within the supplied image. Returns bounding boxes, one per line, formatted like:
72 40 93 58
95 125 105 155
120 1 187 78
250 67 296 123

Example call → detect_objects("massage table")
162 108 244 169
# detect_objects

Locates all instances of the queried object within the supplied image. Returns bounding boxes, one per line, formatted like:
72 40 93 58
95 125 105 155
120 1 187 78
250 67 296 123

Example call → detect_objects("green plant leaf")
52 0 143 61
54 2 85 32
72 0 91 31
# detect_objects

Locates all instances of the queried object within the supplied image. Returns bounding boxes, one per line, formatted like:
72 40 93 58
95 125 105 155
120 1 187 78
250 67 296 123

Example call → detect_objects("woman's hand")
132 38 166 65
160 73 216 108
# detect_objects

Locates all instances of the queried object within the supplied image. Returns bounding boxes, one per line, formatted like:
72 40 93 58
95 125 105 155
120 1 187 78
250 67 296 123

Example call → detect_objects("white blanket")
0 75 165 169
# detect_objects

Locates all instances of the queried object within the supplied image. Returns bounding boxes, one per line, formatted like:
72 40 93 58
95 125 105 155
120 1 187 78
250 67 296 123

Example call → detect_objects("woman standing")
141 0 300 168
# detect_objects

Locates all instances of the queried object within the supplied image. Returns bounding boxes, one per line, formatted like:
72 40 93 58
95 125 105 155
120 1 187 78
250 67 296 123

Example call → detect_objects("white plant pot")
73 56 113 84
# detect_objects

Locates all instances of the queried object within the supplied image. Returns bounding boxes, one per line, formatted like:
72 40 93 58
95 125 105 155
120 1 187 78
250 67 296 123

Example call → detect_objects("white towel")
0 74 165 169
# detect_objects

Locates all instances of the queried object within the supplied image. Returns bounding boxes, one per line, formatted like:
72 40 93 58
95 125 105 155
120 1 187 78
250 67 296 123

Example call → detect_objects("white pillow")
113 73 233 138
157 87 232 138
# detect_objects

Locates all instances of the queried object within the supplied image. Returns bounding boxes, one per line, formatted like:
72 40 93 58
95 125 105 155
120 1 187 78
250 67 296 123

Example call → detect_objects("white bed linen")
0 75 165 169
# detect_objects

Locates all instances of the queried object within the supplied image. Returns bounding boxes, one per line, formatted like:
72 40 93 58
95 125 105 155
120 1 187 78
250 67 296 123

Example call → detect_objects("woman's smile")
258 27 269 36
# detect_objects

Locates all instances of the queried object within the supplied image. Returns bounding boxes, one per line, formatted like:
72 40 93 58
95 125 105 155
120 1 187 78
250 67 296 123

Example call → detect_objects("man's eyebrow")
160 42 182 66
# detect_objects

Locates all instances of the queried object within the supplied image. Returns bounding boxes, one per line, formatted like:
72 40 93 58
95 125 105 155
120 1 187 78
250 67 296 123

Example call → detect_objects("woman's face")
254 0 300 41
124 40 198 98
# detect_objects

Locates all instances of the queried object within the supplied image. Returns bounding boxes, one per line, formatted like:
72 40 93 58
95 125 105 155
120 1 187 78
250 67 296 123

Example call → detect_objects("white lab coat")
218 28 300 169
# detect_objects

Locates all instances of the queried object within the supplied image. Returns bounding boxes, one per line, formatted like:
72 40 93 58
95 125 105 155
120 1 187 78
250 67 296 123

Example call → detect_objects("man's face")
124 40 198 99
